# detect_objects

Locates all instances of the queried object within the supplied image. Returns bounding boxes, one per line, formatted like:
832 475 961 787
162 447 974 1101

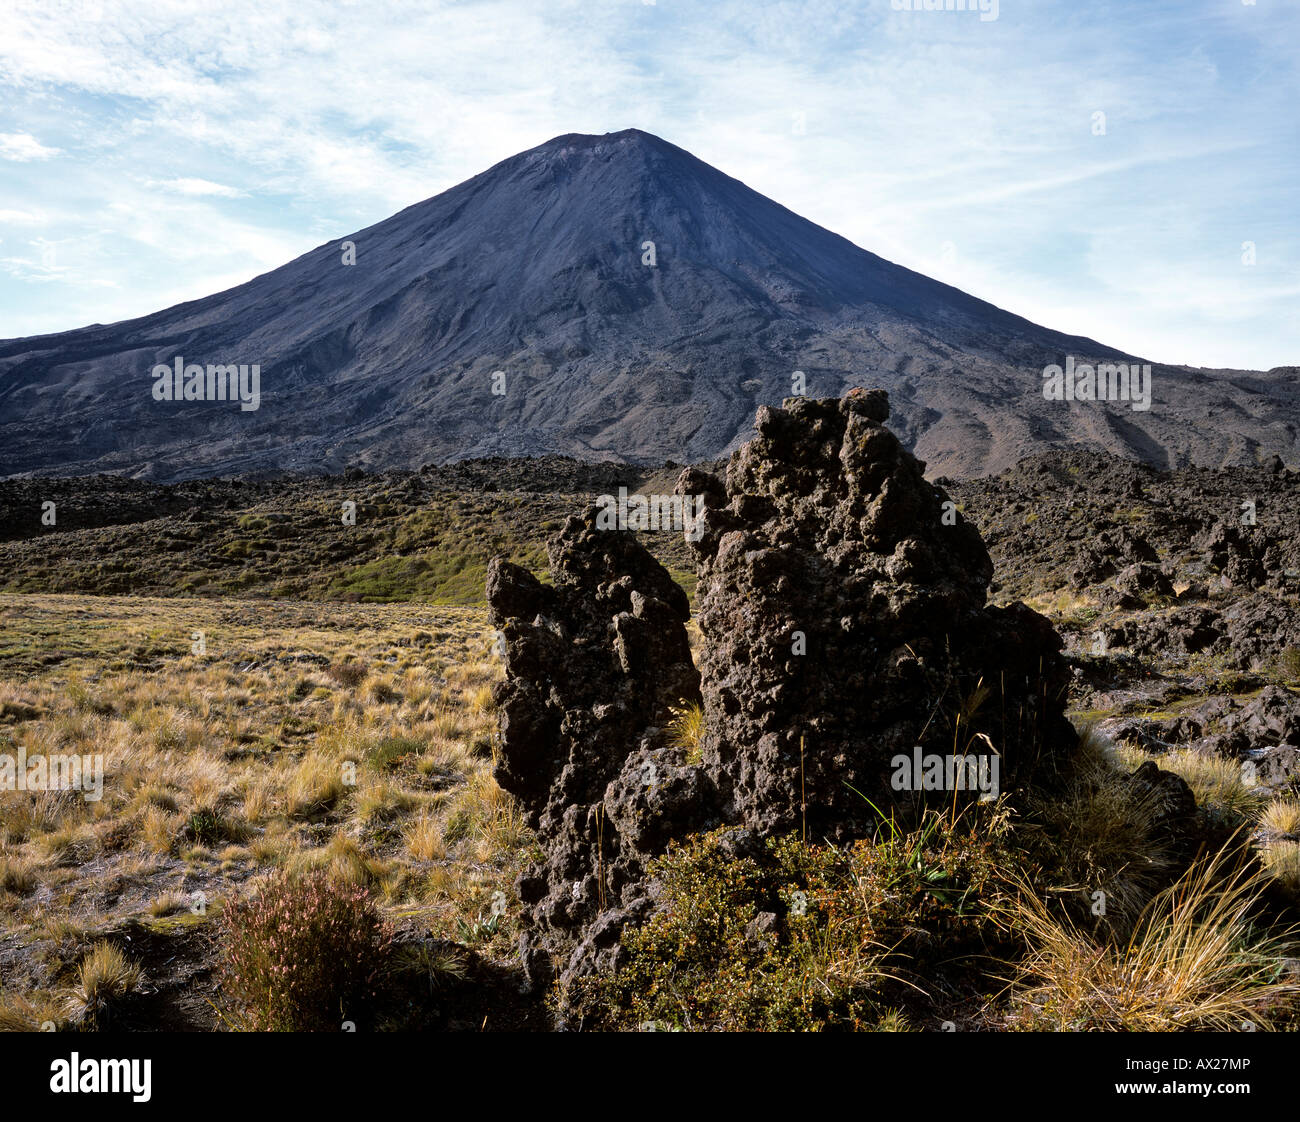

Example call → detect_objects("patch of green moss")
666 567 697 602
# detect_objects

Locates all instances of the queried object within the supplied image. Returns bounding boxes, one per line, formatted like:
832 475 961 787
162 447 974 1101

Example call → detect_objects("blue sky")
0 0 1296 369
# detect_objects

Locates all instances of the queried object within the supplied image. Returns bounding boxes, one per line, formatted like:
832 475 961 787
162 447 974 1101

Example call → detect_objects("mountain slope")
1 129 1295 480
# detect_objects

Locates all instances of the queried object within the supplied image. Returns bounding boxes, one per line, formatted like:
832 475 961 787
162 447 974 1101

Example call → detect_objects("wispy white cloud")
146 177 247 198
0 131 61 161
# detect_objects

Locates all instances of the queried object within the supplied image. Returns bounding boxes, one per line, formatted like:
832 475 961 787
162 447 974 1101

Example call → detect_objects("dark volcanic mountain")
1 128 1296 481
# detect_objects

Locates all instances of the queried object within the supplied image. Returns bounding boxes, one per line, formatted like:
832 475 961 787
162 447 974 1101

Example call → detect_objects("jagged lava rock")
486 390 1203 984
486 513 705 984
676 390 1079 840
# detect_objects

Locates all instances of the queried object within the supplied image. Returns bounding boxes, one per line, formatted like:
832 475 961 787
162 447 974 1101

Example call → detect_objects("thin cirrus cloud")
0 0 1295 370
145 178 249 199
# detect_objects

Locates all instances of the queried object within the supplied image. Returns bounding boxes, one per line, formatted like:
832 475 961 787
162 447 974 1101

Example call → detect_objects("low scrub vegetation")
570 808 1019 1031
217 870 393 1031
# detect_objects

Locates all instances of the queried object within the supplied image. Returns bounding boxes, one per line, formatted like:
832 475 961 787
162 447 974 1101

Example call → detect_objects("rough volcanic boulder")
1069 526 1160 590
1102 562 1176 609
1196 520 1272 591
1124 759 1203 864
1113 594 1300 672
1245 745 1300 793
486 391 1125 984
486 514 707 985
675 390 1079 840
1222 686 1300 750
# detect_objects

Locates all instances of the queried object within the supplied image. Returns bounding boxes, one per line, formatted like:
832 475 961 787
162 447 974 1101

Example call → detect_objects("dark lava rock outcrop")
487 392 1190 985
486 516 704 984
953 449 1300 674
674 390 1078 840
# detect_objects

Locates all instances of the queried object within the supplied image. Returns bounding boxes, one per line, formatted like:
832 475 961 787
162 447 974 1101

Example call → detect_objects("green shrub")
184 807 225 846
217 870 393 1031
288 677 318 701
571 812 1014 1031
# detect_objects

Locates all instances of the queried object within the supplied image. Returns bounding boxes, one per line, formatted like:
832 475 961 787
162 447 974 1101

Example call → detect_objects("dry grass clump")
1027 727 1179 929
286 749 352 818
288 831 385 888
353 780 418 825
38 823 94 866
1260 841 1300 895
666 701 705 761
0 851 38 896
447 659 499 690
0 990 68 1032
431 706 467 742
148 890 190 917
363 675 400 704
1004 849 1298 1031
467 684 496 715
1025 589 1099 628
63 942 143 1029
443 771 527 856
249 829 293 866
239 779 277 823
403 812 446 862
140 804 181 855
133 785 179 813
1261 798 1300 837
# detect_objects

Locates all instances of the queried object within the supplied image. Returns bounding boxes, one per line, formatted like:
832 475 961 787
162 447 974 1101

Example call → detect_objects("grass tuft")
1003 848 1298 1031
63 942 143 1029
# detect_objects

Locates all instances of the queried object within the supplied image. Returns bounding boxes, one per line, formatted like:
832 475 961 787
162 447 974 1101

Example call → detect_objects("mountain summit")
1 128 1295 480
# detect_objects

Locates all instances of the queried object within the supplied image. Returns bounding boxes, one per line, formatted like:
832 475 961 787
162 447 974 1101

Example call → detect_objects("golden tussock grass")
1261 798 1300 837
1003 847 1298 1031
1029 727 1179 929
287 831 386 888
1260 840 1300 894
0 851 38 896
0 594 527 1008
0 990 69 1032
403 812 447 862
63 941 143 1028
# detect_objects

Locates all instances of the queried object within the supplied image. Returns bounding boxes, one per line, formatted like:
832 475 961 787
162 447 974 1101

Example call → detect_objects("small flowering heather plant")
217 869 394 1031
